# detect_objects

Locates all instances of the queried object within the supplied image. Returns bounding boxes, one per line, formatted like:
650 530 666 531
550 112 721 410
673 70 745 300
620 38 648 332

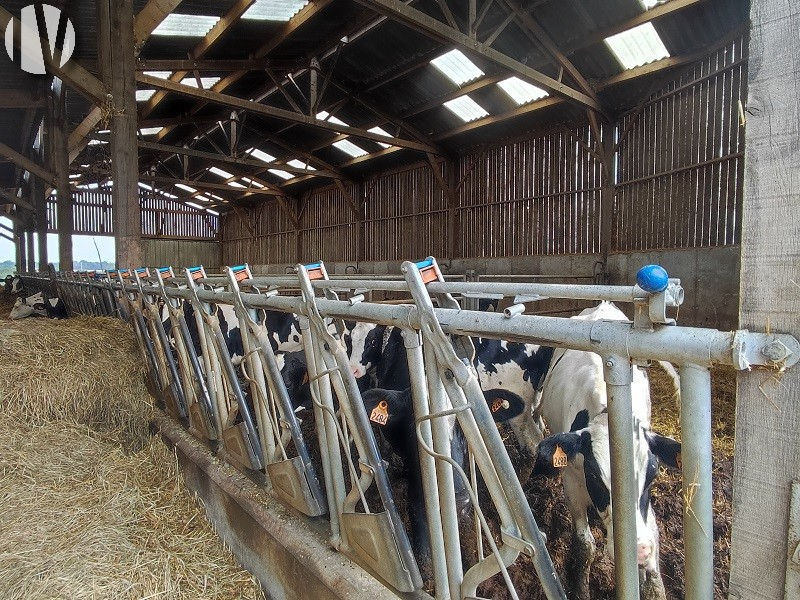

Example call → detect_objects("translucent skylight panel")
69 173 81 179
175 183 197 193
138 182 153 191
268 169 294 180
158 189 178 199
241 0 308 21
640 0 659 8
181 76 221 89
88 139 107 145
152 14 219 37
317 111 348 127
431 49 484 86
207 208 219 216
205 192 224 202
332 139 368 158
136 90 155 102
209 166 234 179
185 202 204 210
443 96 490 122
247 148 276 163
143 71 172 79
240 177 266 189
497 77 549 105
139 127 163 136
605 23 669 70
227 180 247 188
287 159 316 170
368 126 392 149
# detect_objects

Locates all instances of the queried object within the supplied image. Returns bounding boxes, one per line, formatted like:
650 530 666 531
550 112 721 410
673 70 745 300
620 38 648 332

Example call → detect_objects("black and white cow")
9 291 68 320
532 302 681 600
345 321 551 458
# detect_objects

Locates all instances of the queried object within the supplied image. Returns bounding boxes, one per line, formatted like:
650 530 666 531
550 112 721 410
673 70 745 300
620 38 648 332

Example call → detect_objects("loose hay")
0 314 152 450
0 421 264 600
0 298 266 600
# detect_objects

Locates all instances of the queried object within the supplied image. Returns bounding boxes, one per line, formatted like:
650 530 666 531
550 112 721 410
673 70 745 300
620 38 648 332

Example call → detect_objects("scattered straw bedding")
0 299 265 600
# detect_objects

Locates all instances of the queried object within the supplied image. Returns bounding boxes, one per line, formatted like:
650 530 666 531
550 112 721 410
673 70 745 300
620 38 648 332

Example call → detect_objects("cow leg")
564 474 596 600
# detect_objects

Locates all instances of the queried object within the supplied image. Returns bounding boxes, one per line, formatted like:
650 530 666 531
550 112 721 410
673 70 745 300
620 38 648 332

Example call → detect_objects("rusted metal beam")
355 0 602 112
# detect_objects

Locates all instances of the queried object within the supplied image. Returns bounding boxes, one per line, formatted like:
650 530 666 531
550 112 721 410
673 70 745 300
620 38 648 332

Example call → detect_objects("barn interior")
0 1 798 600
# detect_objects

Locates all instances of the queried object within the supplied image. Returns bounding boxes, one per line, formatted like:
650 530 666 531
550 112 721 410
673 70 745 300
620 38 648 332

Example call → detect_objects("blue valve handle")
636 264 669 293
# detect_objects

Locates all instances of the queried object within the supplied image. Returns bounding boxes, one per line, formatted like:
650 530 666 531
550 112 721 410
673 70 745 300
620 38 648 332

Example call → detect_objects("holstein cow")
9 291 68 320
346 323 551 572
346 321 552 459
532 302 681 600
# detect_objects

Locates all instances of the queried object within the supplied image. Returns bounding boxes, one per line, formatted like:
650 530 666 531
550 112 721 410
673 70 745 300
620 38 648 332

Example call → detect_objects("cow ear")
647 432 682 470
484 390 525 422
533 432 583 478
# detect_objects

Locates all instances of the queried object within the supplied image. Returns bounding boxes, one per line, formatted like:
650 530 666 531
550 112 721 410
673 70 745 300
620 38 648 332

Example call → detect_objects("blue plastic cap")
415 258 434 269
187 266 202 273
636 264 669 293
304 262 321 270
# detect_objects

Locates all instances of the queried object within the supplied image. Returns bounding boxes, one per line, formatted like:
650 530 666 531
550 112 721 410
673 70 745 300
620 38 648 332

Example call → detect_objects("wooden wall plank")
729 2 800 598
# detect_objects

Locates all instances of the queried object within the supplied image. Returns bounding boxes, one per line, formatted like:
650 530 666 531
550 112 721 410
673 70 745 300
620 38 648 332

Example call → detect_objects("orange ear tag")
491 398 509 413
553 444 568 468
370 400 389 426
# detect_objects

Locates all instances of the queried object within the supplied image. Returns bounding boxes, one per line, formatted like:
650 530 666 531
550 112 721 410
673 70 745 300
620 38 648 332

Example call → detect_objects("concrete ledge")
153 414 403 600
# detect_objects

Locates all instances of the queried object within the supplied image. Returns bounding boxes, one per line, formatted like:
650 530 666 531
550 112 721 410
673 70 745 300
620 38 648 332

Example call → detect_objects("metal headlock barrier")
15 259 800 600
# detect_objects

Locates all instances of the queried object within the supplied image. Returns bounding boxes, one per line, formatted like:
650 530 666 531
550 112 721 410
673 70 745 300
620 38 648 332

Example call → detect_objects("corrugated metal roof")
0 0 748 205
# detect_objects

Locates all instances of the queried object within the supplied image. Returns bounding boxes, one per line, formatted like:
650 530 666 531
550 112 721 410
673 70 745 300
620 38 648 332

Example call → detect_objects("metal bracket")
732 330 800 371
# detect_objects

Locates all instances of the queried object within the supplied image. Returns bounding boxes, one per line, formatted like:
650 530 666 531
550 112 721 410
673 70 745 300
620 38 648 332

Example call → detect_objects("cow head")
344 321 386 380
534 412 680 572
9 291 46 319
281 351 313 411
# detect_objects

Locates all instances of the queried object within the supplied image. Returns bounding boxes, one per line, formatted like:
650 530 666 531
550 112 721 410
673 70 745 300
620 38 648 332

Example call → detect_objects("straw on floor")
0 304 265 600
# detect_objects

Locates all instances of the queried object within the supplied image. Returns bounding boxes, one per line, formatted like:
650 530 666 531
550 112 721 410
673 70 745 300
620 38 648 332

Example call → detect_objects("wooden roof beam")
0 141 55 185
140 0 258 120
149 0 335 138
562 0 709 56
497 0 606 114
138 73 439 154
137 140 340 179
354 0 602 112
67 0 184 164
0 188 34 211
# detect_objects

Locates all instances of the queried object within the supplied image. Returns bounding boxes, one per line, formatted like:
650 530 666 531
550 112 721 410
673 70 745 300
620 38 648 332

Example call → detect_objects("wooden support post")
50 79 74 270
25 229 34 272
15 224 25 272
101 0 141 268
729 1 800 598
599 121 616 265
32 175 47 270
